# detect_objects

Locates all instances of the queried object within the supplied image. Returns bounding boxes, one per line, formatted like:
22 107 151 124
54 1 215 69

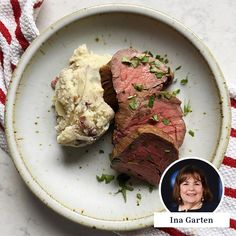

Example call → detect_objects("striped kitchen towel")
118 84 236 236
0 0 43 152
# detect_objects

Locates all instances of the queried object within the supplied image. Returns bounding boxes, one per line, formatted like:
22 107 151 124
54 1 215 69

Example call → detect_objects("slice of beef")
113 92 186 148
111 125 179 186
110 48 173 103
100 48 174 110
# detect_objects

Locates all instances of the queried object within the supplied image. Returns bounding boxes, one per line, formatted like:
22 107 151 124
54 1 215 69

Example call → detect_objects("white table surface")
1 0 235 235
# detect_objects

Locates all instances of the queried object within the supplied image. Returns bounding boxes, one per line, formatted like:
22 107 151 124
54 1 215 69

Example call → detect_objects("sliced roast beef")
110 48 173 102
113 92 186 148
111 125 178 186
100 48 174 109
100 47 185 185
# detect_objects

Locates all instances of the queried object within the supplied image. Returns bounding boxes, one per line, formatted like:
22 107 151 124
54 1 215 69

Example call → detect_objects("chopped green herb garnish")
167 67 171 74
151 114 159 122
158 91 172 100
188 130 195 137
130 57 140 68
129 97 138 110
162 118 170 125
148 185 154 193
155 54 161 60
133 83 143 91
121 56 131 64
122 54 150 68
175 66 182 71
99 149 104 154
172 89 180 96
140 55 149 63
155 53 168 64
150 65 158 73
180 75 188 85
155 72 164 78
136 193 142 200
115 174 133 202
143 50 153 57
121 56 140 68
183 100 192 116
148 95 155 108
164 58 169 64
96 174 115 184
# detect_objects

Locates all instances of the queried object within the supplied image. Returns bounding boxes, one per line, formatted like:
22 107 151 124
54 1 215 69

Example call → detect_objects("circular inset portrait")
159 157 224 212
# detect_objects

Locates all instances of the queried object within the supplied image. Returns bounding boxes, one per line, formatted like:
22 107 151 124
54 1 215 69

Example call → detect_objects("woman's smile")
180 175 203 208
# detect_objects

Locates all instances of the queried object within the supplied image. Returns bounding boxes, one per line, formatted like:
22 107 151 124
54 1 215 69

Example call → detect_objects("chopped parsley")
129 97 138 110
148 95 155 108
115 174 133 202
151 114 159 122
172 89 180 96
131 57 140 68
150 65 158 73
188 130 195 137
167 67 171 74
139 55 149 63
158 91 172 100
96 174 115 184
133 83 143 92
180 75 188 85
121 56 131 64
175 66 182 71
183 100 192 116
162 118 170 125
164 58 169 64
122 56 140 68
122 53 150 68
143 50 153 57
155 54 168 64
155 72 164 79
136 193 142 200
148 184 154 193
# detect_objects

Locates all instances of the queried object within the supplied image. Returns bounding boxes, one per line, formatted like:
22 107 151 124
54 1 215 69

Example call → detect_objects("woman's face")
180 175 204 205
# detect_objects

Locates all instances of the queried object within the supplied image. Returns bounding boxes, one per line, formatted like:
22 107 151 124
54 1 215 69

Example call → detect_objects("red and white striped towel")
0 1 235 235
0 0 43 152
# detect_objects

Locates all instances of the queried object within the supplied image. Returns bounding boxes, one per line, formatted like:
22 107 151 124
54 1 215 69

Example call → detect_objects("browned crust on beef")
111 124 179 185
100 64 119 111
112 124 178 157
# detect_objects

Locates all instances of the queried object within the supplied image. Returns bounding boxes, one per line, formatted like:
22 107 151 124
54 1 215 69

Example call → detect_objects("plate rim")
5 3 231 231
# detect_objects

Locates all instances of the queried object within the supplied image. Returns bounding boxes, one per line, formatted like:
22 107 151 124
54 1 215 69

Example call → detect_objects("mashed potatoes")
53 44 114 146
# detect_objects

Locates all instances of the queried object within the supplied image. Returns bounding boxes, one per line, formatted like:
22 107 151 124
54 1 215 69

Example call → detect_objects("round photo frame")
159 157 224 213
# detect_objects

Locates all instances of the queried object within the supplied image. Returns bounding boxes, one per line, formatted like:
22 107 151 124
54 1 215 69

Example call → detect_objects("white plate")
5 4 231 231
